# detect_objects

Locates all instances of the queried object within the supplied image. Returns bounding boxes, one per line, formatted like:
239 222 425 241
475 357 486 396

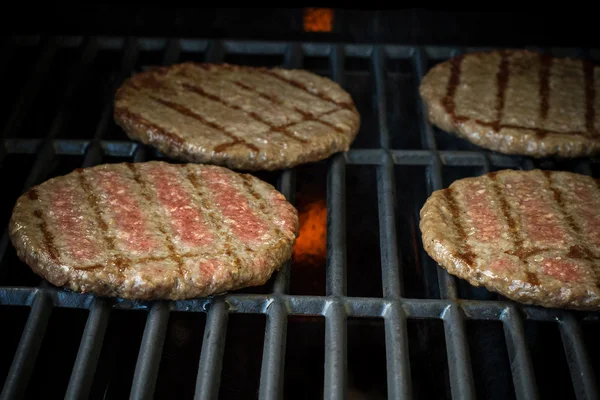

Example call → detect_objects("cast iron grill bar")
384 302 412 399
377 153 402 298
258 299 289 400
442 304 476 400
413 47 437 150
2 37 57 139
205 40 225 63
195 298 229 400
326 154 347 296
0 291 52 400
65 299 111 400
559 313 599 400
331 45 345 86
130 302 171 399
82 38 139 167
324 300 347 400
273 169 296 293
284 42 303 69
373 46 390 148
500 305 539 400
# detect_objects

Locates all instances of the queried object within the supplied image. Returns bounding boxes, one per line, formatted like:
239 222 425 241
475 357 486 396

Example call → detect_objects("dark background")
2 7 599 48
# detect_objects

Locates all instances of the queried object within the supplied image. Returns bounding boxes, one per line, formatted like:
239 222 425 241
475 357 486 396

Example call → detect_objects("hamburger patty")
114 63 361 171
9 161 298 300
419 50 600 158
420 169 600 309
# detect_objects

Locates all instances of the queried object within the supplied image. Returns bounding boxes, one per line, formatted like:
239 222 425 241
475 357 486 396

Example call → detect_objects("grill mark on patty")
492 51 510 132
584 60 597 137
240 174 284 237
488 172 541 286
76 170 125 273
474 121 592 137
32 209 59 262
187 168 243 277
537 54 553 139
114 108 185 148
441 54 468 124
233 80 345 134
180 82 309 144
149 96 260 154
542 171 600 282
260 69 353 110
127 163 185 280
443 188 476 267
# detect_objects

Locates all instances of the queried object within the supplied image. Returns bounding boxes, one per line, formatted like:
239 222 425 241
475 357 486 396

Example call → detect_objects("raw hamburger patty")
420 169 600 310
114 62 360 170
419 50 600 158
9 161 298 300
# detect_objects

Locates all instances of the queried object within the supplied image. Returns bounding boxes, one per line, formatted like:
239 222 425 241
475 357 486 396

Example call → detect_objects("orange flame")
303 8 334 33
292 198 327 266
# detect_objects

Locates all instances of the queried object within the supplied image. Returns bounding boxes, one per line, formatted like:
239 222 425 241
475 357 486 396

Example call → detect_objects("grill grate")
0 36 599 400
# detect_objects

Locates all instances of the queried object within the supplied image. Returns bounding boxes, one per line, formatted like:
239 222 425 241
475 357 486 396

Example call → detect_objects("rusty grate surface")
0 36 599 400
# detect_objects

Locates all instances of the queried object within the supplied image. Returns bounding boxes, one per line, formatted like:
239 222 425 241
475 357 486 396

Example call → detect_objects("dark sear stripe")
584 60 597 137
115 108 185 147
180 82 309 144
537 54 553 139
443 188 476 267
27 189 39 200
33 209 59 262
260 69 353 110
543 171 597 260
240 174 284 237
186 168 243 276
127 163 185 279
233 80 345 134
489 172 541 286
76 170 129 274
150 96 259 153
493 51 511 132
441 54 468 124
149 96 260 153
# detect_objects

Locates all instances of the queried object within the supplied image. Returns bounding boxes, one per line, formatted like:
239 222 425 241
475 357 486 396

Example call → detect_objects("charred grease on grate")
443 188 475 267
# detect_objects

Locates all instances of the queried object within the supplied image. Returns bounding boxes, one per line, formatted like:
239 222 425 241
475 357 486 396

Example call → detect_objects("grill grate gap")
155 312 207 400
347 317 387 399
0 305 30 390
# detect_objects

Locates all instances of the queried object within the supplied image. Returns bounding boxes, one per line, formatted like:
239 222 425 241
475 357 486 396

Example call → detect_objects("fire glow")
303 8 334 33
292 198 327 266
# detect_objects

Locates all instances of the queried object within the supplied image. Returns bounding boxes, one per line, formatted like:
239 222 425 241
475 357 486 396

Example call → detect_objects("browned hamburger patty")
114 63 361 171
9 161 298 300
420 169 600 310
419 50 600 158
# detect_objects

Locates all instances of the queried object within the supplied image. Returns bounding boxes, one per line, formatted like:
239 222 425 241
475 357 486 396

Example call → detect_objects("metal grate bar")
258 299 288 400
205 40 225 63
0 292 52 400
413 47 436 150
441 304 475 400
377 153 402 298
65 299 111 400
195 298 229 400
326 154 347 296
331 45 345 87
2 37 57 138
284 43 303 69
324 300 347 400
559 313 599 400
130 302 171 399
273 169 296 293
373 46 390 148
384 302 412 399
500 305 539 400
